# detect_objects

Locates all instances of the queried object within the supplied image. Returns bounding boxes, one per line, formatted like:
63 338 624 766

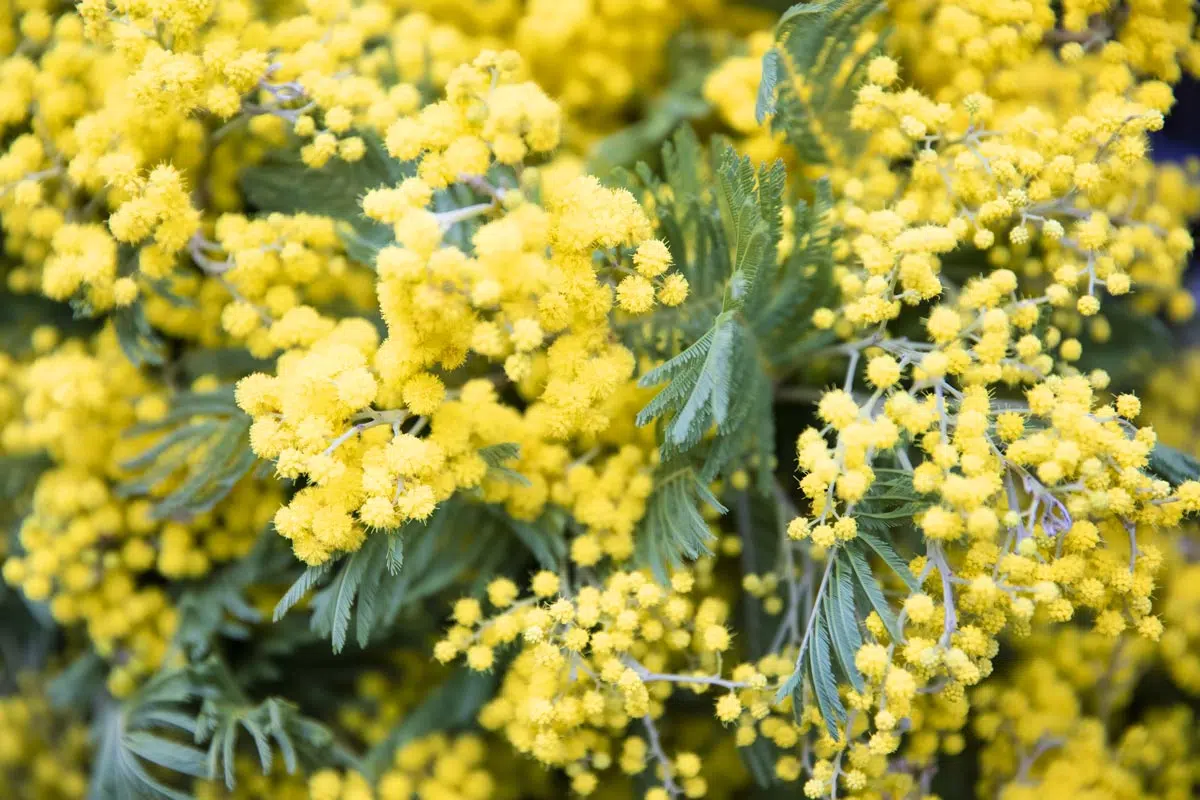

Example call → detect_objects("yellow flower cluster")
773 76 1200 796
1143 351 1200 455
434 566 767 796
0 0 278 308
1159 560 1200 694
0 0 525 323
198 212 376 354
0 677 91 800
377 733 495 800
513 0 727 123
384 51 560 178
847 55 1195 319
235 52 694 565
894 0 1199 99
0 328 276 693
972 626 1197 800
469 377 661 568
305 733 495 800
676 7 1200 797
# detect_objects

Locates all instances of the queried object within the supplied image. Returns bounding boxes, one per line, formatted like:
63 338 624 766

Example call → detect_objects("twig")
783 555 836 686
1124 519 1139 570
929 545 958 646
188 234 233 275
843 349 860 393
436 201 497 230
641 714 682 798
771 483 806 652
1014 735 1064 784
829 710 857 799
626 659 749 692
323 409 409 455
458 174 508 201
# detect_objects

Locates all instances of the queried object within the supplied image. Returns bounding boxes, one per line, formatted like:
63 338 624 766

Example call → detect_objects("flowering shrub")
1 1 1200 798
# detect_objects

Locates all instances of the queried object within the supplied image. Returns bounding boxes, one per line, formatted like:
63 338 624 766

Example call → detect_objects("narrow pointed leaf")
273 563 332 622
808 619 846 737
826 556 864 691
855 529 920 591
122 732 209 778
844 544 901 640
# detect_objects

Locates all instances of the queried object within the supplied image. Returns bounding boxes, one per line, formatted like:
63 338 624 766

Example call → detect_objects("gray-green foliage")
772 472 929 735
192 660 354 789
636 465 727 583
772 549 875 737
627 127 836 575
0 3 1053 791
119 386 258 519
113 299 167 367
239 132 409 261
173 531 298 660
1148 442 1200 486
274 492 568 653
633 130 836 471
757 0 885 164
479 442 531 486
80 660 346 800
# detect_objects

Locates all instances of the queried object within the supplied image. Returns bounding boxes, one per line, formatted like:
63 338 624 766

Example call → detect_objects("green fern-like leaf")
758 0 886 164
196 694 348 788
636 466 726 583
273 562 333 623
714 146 786 318
632 135 832 487
309 532 392 653
808 613 847 737
47 650 107 709
175 531 295 659
826 555 865 692
479 442 531 486
240 132 409 265
848 468 926 591
760 181 840 365
88 668 201 800
843 544 902 640
119 387 258 519
854 529 921 592
281 500 529 652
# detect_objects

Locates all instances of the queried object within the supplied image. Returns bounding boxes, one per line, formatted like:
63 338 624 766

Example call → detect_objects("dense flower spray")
1 1 1200 799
